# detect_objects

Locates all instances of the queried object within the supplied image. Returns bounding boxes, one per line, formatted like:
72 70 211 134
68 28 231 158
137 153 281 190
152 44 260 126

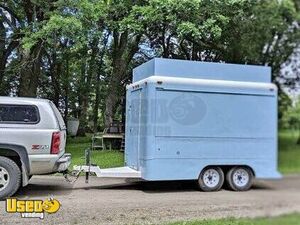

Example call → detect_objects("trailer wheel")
0 156 21 199
198 167 224 192
226 166 253 191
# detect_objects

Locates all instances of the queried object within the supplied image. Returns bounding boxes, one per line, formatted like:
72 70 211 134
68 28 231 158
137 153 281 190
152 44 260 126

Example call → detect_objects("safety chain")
63 169 83 183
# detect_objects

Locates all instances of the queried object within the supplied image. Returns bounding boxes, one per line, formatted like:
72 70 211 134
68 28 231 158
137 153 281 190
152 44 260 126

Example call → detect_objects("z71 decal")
31 145 50 150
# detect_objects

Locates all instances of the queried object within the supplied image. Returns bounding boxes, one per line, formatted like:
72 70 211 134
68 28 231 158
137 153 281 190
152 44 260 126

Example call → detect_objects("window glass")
0 104 40 123
49 102 66 129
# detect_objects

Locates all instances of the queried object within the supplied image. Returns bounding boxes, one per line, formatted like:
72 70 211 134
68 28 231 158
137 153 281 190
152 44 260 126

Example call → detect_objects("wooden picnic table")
102 133 124 150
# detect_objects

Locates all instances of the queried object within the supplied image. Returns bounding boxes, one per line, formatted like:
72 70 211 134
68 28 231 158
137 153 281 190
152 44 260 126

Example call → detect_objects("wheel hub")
0 166 10 191
233 169 249 187
203 169 220 188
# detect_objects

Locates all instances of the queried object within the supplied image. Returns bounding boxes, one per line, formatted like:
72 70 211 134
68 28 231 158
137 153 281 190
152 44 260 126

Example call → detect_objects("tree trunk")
77 94 89 136
104 32 141 127
104 58 127 127
104 81 120 127
93 34 109 132
76 60 88 136
50 51 61 107
0 20 18 92
93 62 104 132
297 132 300 145
77 40 98 136
63 53 70 122
0 57 5 90
18 42 42 97
0 19 5 88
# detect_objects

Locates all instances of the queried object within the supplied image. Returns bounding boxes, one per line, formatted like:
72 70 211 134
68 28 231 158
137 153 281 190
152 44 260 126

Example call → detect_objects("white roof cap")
133 58 271 83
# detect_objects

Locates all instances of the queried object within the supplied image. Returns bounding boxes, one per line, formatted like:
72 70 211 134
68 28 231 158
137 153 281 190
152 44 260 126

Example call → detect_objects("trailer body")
125 58 280 181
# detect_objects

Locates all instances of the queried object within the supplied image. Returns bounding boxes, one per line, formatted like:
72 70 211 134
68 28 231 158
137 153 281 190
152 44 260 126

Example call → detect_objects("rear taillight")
51 132 61 154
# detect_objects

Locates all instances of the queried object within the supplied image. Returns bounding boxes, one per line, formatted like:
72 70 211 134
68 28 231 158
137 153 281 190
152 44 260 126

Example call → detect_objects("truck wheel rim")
233 169 249 187
203 169 220 188
0 167 10 191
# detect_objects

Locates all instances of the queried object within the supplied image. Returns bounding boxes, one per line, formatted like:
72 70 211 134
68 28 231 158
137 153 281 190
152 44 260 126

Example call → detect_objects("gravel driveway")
1 175 300 225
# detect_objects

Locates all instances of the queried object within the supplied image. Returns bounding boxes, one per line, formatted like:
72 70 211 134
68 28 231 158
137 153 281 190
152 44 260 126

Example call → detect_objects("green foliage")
22 15 83 50
281 97 300 130
279 130 300 173
1 0 300 133
278 91 293 122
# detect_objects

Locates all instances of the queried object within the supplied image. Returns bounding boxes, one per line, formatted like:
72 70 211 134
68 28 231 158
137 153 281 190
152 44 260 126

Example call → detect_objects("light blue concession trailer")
76 58 281 192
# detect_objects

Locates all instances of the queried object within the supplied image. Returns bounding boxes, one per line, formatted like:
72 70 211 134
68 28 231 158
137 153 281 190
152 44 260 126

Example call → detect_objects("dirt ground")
1 175 300 225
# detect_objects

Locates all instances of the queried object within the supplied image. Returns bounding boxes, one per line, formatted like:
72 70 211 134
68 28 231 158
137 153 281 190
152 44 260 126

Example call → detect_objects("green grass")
66 135 124 168
66 130 300 173
168 213 300 225
279 130 300 174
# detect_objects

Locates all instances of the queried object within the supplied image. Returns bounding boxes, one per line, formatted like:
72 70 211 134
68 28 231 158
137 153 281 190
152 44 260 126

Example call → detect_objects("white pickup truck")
0 97 71 199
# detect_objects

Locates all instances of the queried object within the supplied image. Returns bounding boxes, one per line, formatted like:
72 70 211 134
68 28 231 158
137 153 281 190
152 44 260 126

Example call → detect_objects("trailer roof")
133 58 271 83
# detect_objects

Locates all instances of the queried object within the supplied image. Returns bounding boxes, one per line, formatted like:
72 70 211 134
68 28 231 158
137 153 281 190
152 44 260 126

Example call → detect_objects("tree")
281 96 300 144
0 2 22 94
102 0 144 127
21 0 107 134
1 0 300 136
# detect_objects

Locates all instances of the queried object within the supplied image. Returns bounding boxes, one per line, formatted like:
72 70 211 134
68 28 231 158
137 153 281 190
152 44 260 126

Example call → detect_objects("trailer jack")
63 148 92 183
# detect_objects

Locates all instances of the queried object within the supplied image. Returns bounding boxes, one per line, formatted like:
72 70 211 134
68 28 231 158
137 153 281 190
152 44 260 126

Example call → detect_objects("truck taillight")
51 132 61 154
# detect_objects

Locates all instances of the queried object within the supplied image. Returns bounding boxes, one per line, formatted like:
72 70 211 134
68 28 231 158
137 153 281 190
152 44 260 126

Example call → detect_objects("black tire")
226 166 253 191
198 167 224 192
0 156 21 200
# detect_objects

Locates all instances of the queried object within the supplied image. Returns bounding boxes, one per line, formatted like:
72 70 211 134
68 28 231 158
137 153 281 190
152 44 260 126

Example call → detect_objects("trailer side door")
125 88 142 170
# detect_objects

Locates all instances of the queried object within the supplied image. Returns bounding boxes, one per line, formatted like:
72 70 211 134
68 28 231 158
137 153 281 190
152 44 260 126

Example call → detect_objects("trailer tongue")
63 148 141 184
73 165 141 178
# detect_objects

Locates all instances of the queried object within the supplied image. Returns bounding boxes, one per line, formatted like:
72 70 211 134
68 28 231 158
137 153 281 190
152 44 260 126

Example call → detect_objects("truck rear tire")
198 167 224 192
0 156 21 199
226 166 253 191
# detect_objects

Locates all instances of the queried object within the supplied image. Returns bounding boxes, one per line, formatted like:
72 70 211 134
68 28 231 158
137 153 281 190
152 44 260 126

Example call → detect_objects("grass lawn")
278 130 300 174
168 213 300 225
66 135 123 168
66 130 300 173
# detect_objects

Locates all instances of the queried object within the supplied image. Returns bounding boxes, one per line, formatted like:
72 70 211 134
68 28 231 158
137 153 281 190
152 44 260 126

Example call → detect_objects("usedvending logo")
6 198 60 219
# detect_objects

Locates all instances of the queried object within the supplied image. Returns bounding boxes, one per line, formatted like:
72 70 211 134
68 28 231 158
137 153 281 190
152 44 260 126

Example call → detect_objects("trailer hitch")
63 148 91 183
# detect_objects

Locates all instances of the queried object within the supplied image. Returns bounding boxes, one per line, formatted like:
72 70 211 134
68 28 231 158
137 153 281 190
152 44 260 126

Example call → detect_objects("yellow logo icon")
6 198 60 219
42 199 60 213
